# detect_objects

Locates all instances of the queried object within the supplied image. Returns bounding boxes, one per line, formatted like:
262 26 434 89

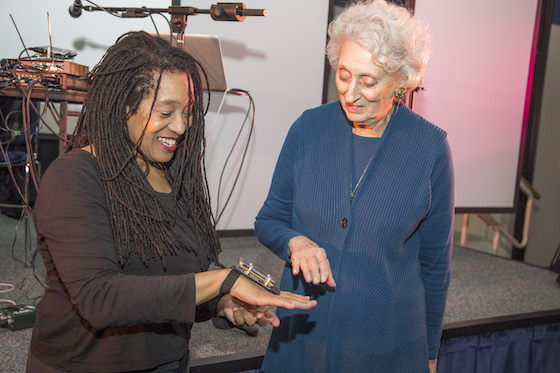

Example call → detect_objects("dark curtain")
438 322 560 373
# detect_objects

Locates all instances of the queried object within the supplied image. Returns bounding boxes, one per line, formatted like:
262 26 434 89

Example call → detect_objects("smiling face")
126 71 193 170
335 40 398 129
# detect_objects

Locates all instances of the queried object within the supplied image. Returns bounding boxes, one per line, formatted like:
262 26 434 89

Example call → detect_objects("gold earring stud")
394 87 406 100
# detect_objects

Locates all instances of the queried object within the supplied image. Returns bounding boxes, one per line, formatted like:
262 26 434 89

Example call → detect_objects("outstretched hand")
228 274 317 319
288 235 336 287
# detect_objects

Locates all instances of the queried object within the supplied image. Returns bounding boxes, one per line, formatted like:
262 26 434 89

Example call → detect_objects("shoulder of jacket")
397 105 447 142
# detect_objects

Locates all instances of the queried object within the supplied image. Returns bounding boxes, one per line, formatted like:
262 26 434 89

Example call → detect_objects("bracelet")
235 258 281 295
219 267 242 297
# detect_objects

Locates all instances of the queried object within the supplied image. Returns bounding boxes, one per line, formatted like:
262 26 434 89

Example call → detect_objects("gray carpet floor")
1 212 560 372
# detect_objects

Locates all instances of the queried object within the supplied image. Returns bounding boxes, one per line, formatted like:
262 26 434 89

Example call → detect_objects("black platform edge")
442 308 560 340
188 310 560 372
217 229 255 238
190 349 266 373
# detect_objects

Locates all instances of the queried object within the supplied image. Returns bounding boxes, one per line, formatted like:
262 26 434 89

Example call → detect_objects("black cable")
29 249 46 289
0 77 47 213
83 0 172 34
42 100 71 143
214 89 255 224
0 142 31 211
147 10 160 36
144 7 172 35
83 0 123 18
0 80 39 211
9 14 32 60
20 256 46 305
9 209 28 266
22 83 41 193
0 108 23 144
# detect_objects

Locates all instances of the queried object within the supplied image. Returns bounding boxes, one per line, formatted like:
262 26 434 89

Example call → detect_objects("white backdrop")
0 0 329 230
2 0 539 226
413 0 539 211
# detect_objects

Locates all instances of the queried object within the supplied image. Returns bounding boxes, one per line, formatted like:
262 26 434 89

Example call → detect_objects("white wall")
0 1 329 230
6 0 543 229
179 1 329 230
414 0 539 211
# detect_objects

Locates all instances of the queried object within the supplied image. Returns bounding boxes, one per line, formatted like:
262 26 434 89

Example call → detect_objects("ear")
125 106 134 121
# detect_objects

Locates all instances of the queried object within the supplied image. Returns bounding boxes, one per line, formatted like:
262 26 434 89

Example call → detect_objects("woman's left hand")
288 235 336 287
429 358 437 373
216 294 277 327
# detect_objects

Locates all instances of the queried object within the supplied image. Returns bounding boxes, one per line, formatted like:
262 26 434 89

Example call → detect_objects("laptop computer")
150 33 228 92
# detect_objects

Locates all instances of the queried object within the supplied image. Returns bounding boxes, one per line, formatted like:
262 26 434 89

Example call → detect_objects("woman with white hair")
255 1 454 372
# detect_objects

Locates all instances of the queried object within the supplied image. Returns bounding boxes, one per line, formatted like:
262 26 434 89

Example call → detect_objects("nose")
169 113 188 136
345 79 361 103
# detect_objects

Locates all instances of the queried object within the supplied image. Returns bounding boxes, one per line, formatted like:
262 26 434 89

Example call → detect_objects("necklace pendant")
350 193 354 202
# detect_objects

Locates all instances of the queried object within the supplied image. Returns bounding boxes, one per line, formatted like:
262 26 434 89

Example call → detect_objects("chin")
344 112 366 125
161 156 174 164
152 153 174 164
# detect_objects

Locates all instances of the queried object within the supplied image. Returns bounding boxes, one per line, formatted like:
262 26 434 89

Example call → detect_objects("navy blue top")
255 102 454 373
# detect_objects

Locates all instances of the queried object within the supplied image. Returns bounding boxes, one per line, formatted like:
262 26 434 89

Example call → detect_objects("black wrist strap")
219 267 241 297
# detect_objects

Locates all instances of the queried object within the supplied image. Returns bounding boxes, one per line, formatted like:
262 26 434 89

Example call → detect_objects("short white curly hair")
326 0 431 90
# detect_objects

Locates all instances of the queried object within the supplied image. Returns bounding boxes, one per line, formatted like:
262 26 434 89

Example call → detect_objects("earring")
394 87 406 100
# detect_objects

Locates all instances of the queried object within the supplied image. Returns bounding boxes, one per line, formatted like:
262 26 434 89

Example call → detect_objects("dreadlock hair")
69 31 221 268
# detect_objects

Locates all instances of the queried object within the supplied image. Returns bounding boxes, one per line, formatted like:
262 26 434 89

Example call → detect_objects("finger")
241 308 257 326
279 291 312 302
247 306 271 326
318 257 336 286
299 257 314 283
223 307 235 325
262 307 277 325
233 308 246 325
256 314 269 326
307 255 322 285
251 309 268 326
254 290 316 310
277 291 317 310
277 294 317 310
261 307 279 327
291 255 301 276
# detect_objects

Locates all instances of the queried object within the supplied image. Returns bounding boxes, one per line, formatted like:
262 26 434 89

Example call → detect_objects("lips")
158 137 178 152
345 103 363 114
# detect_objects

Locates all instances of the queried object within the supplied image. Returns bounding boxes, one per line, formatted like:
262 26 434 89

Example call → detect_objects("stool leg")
460 214 469 246
23 162 31 267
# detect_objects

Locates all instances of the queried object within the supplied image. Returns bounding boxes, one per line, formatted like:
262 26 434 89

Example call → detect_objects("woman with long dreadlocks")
26 31 316 373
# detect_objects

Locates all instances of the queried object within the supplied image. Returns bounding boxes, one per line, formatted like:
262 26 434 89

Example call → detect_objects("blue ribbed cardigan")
255 102 454 373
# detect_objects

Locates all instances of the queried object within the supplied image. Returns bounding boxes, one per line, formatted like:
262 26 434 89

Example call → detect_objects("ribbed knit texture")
255 102 454 373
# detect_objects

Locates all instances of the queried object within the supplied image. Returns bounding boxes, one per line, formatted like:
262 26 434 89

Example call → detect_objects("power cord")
214 88 255 224
0 283 16 306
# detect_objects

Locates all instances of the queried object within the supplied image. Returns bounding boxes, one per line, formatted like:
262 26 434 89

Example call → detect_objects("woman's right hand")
229 274 317 319
288 235 336 287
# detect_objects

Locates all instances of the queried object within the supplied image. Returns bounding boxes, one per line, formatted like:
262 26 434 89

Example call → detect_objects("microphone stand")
74 3 267 50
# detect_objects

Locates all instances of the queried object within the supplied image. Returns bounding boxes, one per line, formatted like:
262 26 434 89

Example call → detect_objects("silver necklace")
350 151 375 203
350 106 394 202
